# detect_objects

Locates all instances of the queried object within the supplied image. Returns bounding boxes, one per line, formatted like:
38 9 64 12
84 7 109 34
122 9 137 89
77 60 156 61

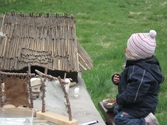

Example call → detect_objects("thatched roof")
0 12 93 72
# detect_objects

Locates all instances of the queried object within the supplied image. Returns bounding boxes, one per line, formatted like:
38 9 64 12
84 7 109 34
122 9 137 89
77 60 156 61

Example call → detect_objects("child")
112 30 164 125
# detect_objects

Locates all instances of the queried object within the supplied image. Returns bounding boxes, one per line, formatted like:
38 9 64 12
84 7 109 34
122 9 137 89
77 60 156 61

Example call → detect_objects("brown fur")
3 76 31 107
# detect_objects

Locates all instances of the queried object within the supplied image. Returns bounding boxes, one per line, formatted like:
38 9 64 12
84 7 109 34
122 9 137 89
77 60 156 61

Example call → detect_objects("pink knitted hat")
127 30 157 59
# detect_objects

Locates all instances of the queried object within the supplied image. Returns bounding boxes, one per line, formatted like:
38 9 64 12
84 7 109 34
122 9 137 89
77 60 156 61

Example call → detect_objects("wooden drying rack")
35 69 72 121
0 69 35 108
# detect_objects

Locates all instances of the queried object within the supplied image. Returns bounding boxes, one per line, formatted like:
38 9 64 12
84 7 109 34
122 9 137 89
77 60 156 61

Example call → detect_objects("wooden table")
98 102 115 125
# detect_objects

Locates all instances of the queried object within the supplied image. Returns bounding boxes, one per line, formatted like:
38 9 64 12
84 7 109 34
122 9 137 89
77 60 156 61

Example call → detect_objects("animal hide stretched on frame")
3 76 31 107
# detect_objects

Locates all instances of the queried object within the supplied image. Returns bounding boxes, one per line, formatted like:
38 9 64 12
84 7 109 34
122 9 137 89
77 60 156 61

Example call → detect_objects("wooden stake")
28 65 33 108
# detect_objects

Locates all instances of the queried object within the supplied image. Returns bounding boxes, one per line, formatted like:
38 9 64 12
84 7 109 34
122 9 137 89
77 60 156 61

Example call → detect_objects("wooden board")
2 105 34 116
1 106 77 125
36 111 78 125
33 117 58 125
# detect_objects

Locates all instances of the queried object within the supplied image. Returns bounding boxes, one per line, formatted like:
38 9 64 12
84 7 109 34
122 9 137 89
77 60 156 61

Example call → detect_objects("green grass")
0 0 167 124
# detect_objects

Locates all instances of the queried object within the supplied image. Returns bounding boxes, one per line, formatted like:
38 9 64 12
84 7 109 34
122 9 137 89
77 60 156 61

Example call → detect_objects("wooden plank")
33 117 58 125
0 106 58 125
98 102 115 125
2 105 34 116
1 106 77 125
36 111 78 125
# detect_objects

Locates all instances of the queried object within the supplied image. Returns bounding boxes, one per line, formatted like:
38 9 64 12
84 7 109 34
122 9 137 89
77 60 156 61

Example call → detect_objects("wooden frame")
35 69 78 125
0 70 35 108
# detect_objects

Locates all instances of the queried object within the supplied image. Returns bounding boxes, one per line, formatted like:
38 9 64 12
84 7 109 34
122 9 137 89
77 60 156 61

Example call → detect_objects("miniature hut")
0 12 93 124
0 12 93 82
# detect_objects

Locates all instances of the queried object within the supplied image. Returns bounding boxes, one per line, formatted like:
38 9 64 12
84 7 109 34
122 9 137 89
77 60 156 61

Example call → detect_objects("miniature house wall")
0 12 93 82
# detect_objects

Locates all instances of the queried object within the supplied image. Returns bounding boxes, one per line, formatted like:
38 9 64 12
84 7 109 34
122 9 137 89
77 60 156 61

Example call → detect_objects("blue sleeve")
116 66 151 105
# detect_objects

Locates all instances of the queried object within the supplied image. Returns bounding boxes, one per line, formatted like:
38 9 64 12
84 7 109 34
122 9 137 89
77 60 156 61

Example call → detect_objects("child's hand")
113 98 117 105
113 74 120 84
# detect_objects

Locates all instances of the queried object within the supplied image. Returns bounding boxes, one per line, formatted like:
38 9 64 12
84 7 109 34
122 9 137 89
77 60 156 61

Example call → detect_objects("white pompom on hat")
127 30 157 59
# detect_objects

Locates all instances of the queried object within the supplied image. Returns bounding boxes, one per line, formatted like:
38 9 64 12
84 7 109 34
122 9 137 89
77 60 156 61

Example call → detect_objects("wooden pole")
35 69 68 84
58 76 72 121
28 65 34 108
0 72 3 107
0 14 5 32
0 71 35 76
41 77 46 112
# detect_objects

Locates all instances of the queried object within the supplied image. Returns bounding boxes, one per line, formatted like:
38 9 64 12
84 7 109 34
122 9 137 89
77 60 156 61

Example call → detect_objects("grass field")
0 0 167 124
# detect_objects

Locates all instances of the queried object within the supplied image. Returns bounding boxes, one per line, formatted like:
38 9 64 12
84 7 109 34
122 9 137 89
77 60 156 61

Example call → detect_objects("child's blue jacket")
115 55 164 118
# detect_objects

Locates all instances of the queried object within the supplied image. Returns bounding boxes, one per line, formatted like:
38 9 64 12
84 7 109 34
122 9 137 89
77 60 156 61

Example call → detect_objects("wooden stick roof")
0 12 93 72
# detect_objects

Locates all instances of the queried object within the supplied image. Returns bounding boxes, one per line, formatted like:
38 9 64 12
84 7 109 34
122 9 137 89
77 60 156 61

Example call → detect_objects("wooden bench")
98 102 115 125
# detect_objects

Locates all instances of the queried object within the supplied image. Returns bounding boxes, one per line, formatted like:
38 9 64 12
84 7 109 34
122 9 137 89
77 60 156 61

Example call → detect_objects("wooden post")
28 65 34 108
64 72 67 79
41 77 46 113
44 68 48 74
58 76 72 121
0 72 3 107
41 68 48 112
0 14 5 32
